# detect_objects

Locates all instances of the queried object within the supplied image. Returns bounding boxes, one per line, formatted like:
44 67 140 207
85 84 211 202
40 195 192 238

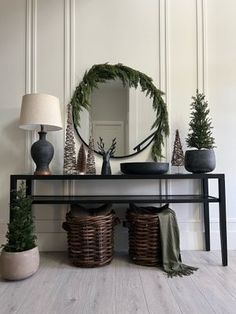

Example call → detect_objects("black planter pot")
184 149 216 173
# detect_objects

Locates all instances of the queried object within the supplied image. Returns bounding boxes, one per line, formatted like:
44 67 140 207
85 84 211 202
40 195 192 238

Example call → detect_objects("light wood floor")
1 251 236 314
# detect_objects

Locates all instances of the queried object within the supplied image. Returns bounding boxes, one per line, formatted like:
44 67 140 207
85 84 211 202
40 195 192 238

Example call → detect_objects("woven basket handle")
62 221 70 231
113 216 120 226
110 209 120 226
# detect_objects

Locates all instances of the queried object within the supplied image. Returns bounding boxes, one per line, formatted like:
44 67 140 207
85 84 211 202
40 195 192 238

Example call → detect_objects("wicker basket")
63 210 118 267
126 209 162 267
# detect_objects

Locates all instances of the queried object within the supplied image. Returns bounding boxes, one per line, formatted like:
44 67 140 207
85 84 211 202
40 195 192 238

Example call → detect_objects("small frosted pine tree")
63 104 77 174
86 137 96 174
77 144 87 174
171 129 184 173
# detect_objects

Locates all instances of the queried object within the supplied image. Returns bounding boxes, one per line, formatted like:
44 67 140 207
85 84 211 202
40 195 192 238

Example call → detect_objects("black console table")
10 173 227 266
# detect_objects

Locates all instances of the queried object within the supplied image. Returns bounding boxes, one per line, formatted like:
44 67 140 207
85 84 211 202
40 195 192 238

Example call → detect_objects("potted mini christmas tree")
185 90 216 173
0 182 39 280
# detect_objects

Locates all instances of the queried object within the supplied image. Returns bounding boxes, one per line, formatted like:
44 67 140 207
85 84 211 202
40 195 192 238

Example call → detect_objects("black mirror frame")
73 112 155 159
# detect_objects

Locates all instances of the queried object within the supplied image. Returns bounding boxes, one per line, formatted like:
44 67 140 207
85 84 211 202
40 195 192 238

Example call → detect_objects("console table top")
11 173 224 180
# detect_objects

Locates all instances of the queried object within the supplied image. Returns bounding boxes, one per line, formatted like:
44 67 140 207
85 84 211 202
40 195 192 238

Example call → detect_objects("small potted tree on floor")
185 90 216 173
0 182 39 280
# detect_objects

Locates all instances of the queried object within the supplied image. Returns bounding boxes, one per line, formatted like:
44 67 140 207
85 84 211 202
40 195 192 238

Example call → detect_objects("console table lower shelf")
32 194 219 204
10 173 227 266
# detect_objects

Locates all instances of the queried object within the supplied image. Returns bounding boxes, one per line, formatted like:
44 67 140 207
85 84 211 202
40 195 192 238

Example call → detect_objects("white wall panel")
74 0 159 83
167 0 202 248
37 0 64 174
206 0 236 226
0 0 26 225
168 0 197 136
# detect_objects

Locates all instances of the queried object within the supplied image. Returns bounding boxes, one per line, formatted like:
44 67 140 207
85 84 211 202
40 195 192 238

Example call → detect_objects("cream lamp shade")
19 93 63 175
19 93 63 131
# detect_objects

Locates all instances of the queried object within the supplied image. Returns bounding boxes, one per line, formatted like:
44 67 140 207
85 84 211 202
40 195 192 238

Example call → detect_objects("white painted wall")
0 0 236 251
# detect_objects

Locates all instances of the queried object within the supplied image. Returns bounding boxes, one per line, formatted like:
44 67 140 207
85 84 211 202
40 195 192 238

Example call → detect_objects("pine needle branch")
70 63 169 160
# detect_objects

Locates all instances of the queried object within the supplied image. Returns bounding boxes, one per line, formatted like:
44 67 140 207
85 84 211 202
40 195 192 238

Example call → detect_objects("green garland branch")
71 63 169 160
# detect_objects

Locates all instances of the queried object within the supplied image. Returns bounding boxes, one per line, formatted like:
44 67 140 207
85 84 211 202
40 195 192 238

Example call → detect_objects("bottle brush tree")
186 90 215 150
3 181 37 252
63 103 77 174
86 137 96 175
77 143 87 174
171 129 184 167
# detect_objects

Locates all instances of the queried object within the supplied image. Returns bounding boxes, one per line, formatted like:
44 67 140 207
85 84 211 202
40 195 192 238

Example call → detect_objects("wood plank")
15 253 81 314
166 269 215 314
1 252 236 314
213 250 236 273
138 264 182 314
183 251 236 314
0 252 62 314
114 252 150 314
48 256 116 314
43 252 148 314
198 251 236 300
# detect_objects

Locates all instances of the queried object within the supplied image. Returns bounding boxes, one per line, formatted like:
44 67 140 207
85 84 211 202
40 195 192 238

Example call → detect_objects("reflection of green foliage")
71 63 169 160
186 90 215 149
3 182 37 252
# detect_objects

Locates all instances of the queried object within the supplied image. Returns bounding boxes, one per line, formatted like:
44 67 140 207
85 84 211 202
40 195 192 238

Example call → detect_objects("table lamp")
19 93 63 175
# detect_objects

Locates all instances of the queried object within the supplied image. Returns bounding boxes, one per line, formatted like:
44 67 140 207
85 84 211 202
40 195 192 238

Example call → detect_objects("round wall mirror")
75 79 156 158
71 64 169 160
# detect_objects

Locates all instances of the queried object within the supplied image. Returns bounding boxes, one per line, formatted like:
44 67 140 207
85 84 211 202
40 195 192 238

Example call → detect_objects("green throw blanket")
130 204 198 277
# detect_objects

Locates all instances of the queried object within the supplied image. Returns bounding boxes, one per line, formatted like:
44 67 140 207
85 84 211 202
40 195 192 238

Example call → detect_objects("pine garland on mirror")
70 63 169 160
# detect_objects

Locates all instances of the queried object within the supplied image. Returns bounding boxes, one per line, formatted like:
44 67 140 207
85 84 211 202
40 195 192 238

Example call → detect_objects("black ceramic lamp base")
31 131 54 175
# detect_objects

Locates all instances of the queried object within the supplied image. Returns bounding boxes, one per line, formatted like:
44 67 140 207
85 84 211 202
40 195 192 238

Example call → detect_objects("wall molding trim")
25 0 38 174
64 0 76 197
64 0 75 105
158 0 168 94
158 0 170 196
25 0 38 94
196 0 206 92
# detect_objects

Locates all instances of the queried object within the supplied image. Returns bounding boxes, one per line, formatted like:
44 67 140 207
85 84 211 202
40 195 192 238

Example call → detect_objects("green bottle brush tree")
186 90 215 150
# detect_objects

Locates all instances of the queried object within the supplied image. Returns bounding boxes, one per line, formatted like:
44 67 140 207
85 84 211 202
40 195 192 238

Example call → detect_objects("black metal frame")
10 173 227 266
73 121 155 159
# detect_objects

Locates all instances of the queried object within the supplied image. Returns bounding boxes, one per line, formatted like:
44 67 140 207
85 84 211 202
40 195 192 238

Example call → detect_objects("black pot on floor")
184 149 216 173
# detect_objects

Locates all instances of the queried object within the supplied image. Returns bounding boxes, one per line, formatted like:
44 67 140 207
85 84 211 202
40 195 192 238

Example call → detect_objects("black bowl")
120 162 169 175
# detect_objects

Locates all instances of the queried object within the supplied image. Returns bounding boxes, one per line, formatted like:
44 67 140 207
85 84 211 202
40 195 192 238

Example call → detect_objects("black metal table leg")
26 179 32 197
219 175 227 266
202 178 210 251
10 175 17 222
